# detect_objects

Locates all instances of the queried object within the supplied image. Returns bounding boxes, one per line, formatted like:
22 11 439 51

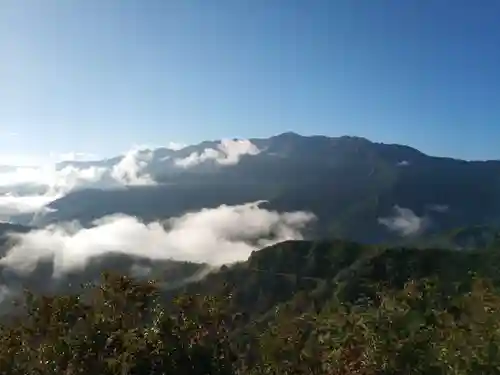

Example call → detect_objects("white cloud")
0 138 250 219
397 160 410 167
0 165 110 218
111 149 155 186
53 165 110 191
0 194 57 217
175 139 260 168
175 148 219 168
0 165 107 192
0 143 163 218
1 201 316 278
378 205 427 236
166 142 186 151
0 136 190 221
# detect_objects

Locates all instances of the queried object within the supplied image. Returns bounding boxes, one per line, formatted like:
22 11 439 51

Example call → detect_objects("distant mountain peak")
337 135 371 142
273 131 303 139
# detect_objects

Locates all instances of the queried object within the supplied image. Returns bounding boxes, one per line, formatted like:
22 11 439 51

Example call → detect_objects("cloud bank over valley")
1 201 316 278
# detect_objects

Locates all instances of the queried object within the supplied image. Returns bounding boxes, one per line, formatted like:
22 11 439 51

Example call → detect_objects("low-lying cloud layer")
175 139 260 168
0 139 260 219
0 147 159 218
427 204 449 213
378 205 427 236
1 201 316 278
0 165 107 217
0 194 57 217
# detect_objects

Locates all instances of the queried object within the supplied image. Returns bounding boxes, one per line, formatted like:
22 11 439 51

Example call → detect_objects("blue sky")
1 0 500 162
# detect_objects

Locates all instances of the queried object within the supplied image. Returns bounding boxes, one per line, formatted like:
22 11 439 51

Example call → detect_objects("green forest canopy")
1 240 500 374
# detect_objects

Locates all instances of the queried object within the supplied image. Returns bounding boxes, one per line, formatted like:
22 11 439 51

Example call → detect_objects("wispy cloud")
2 201 316 278
427 204 449 213
175 139 260 168
0 194 56 217
378 205 427 236
0 165 110 217
0 147 158 219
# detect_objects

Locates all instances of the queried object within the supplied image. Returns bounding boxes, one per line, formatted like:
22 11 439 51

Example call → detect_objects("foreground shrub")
0 272 237 375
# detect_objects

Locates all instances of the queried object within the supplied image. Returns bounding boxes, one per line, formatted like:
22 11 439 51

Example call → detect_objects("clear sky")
2 0 500 162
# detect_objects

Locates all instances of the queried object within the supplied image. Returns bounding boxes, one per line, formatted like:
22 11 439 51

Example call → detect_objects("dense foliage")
1 241 500 374
0 273 237 375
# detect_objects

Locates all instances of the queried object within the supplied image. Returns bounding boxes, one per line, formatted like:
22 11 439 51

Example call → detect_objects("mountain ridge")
6 132 500 246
